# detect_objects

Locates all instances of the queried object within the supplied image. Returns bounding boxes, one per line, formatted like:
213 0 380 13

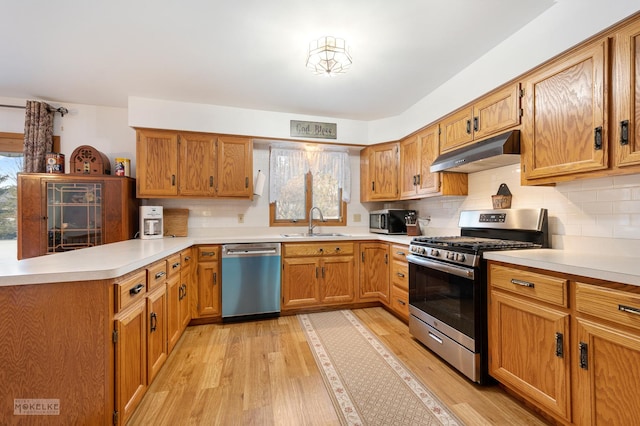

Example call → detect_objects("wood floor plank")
128 308 550 425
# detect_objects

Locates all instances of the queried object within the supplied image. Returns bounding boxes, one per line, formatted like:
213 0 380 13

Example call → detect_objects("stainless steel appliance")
407 208 549 384
369 209 416 234
221 242 281 320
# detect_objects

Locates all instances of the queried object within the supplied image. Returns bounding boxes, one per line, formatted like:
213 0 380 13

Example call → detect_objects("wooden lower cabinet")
146 285 167 384
358 242 390 303
194 245 221 318
388 244 409 320
282 242 355 310
114 298 147 426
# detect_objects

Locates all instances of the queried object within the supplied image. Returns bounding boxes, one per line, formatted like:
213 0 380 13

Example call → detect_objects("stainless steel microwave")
369 209 415 234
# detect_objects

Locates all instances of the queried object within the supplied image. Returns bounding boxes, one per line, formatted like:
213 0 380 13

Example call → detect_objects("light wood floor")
129 308 550 425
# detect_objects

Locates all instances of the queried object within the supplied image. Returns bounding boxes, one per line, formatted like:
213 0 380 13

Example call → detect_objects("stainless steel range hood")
430 130 520 173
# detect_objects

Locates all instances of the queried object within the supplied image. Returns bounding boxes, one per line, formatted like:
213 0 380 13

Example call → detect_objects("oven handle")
407 254 475 280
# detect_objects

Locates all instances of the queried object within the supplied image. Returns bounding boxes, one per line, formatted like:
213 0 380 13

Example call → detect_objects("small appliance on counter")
140 206 163 239
369 209 416 234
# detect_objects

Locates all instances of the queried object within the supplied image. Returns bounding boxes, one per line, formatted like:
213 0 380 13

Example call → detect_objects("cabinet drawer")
115 269 148 313
391 260 408 290
197 246 219 262
489 264 568 307
284 242 354 257
166 253 182 277
147 260 167 291
576 282 640 331
181 248 194 268
390 285 409 318
391 244 409 262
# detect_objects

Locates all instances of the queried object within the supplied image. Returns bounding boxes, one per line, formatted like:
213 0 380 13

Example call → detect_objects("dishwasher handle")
222 243 282 258
225 248 278 256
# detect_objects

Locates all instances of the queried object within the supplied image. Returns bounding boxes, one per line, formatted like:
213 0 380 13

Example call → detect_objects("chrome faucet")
308 207 325 235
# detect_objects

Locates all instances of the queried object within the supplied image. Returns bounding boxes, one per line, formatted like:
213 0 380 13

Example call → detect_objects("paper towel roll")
254 170 266 196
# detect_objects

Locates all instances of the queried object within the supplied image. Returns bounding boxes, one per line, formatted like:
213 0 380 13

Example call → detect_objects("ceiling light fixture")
306 36 352 76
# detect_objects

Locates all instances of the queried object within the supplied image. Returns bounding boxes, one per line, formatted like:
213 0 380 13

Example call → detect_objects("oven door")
407 254 479 352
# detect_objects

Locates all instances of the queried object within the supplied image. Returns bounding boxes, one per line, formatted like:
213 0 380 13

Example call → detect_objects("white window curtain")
269 146 351 203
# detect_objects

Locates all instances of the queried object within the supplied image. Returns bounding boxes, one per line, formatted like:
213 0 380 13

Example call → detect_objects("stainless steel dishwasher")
221 242 281 320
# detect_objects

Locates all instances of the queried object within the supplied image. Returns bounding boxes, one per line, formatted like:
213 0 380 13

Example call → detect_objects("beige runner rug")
298 310 464 426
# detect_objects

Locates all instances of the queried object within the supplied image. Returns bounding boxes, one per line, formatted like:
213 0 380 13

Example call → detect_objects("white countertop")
483 249 640 287
0 231 414 286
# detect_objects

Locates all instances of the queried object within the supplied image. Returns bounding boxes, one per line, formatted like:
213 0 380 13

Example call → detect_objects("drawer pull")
201 252 215 257
154 271 166 280
579 342 589 370
397 299 406 306
555 332 564 358
396 272 405 278
428 332 443 345
172 262 181 269
396 251 405 256
129 283 144 295
511 278 535 288
184 256 191 262
618 304 640 315
150 312 157 332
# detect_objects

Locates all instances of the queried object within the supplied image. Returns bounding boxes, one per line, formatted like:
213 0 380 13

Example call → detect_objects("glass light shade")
306 36 352 76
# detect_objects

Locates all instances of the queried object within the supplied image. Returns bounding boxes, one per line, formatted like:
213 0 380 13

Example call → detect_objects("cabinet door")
522 39 608 181
359 243 390 302
136 129 179 197
216 136 253 198
146 286 167 384
574 318 640 426
115 301 147 426
195 261 220 318
282 257 321 309
370 143 398 200
416 124 441 196
472 83 521 140
320 256 355 304
359 147 372 202
166 274 181 354
179 266 192 331
178 132 217 196
399 135 419 198
440 107 474 153
489 290 571 421
16 174 45 259
614 19 640 167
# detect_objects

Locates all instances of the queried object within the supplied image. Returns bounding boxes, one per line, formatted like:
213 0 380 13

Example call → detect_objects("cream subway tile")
613 174 640 188
632 187 640 200
613 225 640 239
596 188 632 202
581 201 614 215
614 200 640 213
567 190 597 203
579 176 615 190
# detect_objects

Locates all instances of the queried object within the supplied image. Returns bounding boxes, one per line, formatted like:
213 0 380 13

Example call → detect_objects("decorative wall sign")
290 120 337 139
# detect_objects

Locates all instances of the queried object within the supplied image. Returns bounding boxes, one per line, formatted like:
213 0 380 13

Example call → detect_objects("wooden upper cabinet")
178 132 216 196
440 83 521 154
613 18 640 168
136 129 253 199
136 129 179 197
216 136 253 198
521 38 609 182
399 124 468 200
369 142 399 200
359 146 371 202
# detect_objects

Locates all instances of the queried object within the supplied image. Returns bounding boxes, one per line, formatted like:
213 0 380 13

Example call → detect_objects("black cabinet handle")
466 119 471 134
397 272 405 278
213 272 217 285
245 177 249 189
172 262 181 269
171 175 176 186
182 283 187 298
473 117 479 132
555 332 564 358
620 120 629 146
594 126 603 150
210 176 214 187
618 304 640 315
415 174 420 185
150 312 157 332
371 181 375 191
412 175 416 186
184 256 191 262
397 299 406 306
579 342 588 370
129 283 144 295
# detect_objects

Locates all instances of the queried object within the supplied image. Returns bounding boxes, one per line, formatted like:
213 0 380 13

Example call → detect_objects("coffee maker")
140 206 163 239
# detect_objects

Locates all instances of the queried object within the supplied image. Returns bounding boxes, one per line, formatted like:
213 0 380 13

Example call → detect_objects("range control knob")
430 249 439 257
446 252 455 260
419 247 427 255
456 253 466 262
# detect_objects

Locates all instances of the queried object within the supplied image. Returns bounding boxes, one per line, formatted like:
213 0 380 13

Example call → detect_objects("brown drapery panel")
23 100 54 173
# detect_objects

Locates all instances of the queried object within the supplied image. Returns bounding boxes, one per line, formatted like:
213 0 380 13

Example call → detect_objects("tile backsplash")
409 164 640 243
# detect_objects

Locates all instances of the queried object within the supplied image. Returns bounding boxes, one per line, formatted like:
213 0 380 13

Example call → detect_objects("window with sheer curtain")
269 146 350 226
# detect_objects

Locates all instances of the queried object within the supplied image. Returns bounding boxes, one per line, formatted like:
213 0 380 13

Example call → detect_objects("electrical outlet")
353 213 361 223
238 213 244 224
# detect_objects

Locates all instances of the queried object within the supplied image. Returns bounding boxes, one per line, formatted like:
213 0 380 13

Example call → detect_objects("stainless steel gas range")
407 208 549 384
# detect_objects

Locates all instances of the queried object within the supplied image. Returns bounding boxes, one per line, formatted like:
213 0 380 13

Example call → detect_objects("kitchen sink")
281 233 351 238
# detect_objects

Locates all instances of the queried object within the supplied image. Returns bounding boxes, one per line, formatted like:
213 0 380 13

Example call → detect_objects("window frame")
269 171 347 227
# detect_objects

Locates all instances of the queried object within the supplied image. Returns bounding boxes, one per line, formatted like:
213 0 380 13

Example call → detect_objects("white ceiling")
1 1 555 121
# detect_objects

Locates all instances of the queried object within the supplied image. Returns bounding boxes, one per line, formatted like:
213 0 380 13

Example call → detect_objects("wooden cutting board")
163 209 189 237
